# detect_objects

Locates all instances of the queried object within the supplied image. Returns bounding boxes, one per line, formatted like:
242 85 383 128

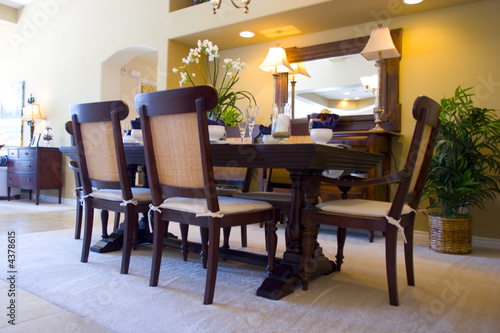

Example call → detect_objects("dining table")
60 142 383 300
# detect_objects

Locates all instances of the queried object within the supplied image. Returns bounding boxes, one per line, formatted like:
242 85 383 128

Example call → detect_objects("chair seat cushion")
90 187 151 203
160 196 272 215
233 191 292 203
317 199 414 217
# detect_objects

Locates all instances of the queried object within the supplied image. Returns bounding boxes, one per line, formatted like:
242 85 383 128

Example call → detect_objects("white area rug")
1 224 499 333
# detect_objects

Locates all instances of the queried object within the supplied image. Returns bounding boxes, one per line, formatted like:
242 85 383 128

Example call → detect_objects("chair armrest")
69 160 79 172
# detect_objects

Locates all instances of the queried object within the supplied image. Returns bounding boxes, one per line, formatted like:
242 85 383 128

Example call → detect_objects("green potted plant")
423 86 500 254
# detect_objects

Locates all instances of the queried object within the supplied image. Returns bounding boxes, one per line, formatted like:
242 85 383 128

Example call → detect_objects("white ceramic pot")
131 129 143 144
310 128 333 144
208 125 226 141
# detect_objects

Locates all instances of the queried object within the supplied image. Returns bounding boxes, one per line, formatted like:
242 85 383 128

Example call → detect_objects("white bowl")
310 128 333 144
208 125 226 141
122 135 136 144
262 135 279 144
131 129 143 144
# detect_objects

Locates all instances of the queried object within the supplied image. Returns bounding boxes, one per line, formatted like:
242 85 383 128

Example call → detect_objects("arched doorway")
101 45 158 124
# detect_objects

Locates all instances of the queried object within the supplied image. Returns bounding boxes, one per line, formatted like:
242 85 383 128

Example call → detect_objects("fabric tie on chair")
148 204 162 233
196 210 224 218
384 215 408 243
120 199 138 206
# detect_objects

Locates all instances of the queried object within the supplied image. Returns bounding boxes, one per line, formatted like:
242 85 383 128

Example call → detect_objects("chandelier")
210 0 251 14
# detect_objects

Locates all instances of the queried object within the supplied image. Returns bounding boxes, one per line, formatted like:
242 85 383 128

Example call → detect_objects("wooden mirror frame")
280 28 402 132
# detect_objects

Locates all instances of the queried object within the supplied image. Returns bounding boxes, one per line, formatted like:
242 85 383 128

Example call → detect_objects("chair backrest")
266 135 314 190
64 120 75 145
390 95 441 216
69 100 130 197
135 85 219 211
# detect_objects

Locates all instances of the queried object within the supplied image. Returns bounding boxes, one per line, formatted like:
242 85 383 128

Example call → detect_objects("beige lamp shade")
290 62 311 81
259 46 293 74
22 104 43 121
361 27 401 61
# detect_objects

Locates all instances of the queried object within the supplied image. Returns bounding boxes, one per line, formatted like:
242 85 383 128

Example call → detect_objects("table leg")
257 170 336 300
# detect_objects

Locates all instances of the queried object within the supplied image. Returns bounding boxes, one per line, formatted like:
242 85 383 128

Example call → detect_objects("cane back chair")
70 100 152 274
301 95 441 306
135 85 278 304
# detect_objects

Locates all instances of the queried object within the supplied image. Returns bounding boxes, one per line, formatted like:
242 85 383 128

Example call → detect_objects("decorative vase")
428 215 472 255
271 103 291 143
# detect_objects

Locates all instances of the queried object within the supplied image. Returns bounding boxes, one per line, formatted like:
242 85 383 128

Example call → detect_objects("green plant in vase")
172 39 256 124
422 86 500 254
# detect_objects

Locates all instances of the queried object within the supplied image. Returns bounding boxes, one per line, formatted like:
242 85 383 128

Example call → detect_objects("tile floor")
0 197 112 332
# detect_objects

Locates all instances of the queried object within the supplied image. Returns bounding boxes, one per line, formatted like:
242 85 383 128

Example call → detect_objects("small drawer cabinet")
7 147 62 205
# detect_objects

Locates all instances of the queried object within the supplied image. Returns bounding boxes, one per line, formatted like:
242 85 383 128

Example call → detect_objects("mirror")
292 54 377 118
282 28 402 132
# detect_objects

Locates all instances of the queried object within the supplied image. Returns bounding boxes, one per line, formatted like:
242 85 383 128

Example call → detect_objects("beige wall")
0 0 499 238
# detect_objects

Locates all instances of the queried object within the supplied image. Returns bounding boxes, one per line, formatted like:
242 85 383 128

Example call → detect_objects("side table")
7 147 62 205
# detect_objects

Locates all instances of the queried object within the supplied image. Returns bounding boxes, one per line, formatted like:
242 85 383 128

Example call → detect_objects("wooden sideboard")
7 147 62 205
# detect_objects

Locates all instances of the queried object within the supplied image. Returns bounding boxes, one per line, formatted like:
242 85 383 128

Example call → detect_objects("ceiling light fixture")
210 0 251 14
239 31 255 38
403 0 423 4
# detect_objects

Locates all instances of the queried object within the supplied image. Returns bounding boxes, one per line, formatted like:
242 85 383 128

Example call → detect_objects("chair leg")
200 227 208 269
132 214 138 251
180 224 189 261
100 210 109 239
114 212 121 231
149 211 165 287
385 225 399 306
404 220 415 286
74 191 83 239
336 227 347 272
203 220 221 305
222 227 231 250
121 206 135 274
81 201 94 263
240 225 248 247
369 230 375 242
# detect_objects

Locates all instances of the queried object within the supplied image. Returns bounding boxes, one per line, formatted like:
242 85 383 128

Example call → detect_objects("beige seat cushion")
317 199 414 217
160 196 272 216
90 187 151 203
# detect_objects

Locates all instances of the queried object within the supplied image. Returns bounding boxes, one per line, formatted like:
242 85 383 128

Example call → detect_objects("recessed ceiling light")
403 0 423 4
239 31 255 38
354 97 360 100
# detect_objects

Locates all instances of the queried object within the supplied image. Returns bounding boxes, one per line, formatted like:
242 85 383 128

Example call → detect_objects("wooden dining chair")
300 96 441 306
70 100 152 274
135 85 278 304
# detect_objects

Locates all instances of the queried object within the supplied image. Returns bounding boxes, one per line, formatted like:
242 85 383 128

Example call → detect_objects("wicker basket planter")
428 215 472 255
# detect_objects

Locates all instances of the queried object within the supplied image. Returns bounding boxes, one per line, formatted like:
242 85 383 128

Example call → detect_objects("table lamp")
259 45 293 104
361 26 401 131
22 94 44 143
